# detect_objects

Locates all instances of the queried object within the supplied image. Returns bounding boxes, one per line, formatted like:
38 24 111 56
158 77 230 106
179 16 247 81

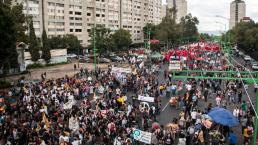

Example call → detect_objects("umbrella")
207 108 239 127
152 122 160 130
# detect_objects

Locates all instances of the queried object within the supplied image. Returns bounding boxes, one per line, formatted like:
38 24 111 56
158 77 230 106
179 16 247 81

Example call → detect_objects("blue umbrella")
207 107 239 127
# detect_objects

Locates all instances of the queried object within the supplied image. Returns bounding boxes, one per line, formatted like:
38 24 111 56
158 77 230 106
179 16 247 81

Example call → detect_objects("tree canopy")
142 12 200 48
112 29 132 51
28 19 40 61
88 26 114 53
0 3 18 73
41 28 51 63
223 20 258 53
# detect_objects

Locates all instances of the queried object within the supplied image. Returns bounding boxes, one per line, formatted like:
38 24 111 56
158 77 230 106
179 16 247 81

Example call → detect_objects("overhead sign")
133 129 152 144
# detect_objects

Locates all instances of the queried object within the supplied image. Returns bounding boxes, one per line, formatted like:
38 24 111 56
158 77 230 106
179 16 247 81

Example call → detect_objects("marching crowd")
0 53 256 145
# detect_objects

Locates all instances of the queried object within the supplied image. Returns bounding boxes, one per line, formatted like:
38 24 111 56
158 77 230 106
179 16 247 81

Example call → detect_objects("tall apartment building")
167 0 187 23
161 4 167 19
229 0 246 29
12 0 163 47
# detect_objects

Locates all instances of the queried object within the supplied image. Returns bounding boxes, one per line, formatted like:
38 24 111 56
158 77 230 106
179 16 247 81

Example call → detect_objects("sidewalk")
5 63 109 82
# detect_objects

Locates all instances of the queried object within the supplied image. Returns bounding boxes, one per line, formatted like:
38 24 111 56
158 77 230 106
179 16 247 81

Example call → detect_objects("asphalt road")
152 56 257 145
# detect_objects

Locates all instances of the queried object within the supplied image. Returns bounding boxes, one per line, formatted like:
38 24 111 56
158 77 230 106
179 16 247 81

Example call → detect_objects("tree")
41 29 51 63
199 33 211 42
143 23 156 39
155 14 181 46
180 14 199 42
28 19 40 61
63 34 82 53
0 3 18 75
11 4 28 43
89 26 114 53
112 29 132 51
48 36 66 49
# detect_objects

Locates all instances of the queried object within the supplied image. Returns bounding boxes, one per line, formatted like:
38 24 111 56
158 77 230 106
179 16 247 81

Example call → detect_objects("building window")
69 17 74 20
75 29 82 32
75 23 82 26
70 29 73 32
87 13 91 16
69 11 73 14
96 14 100 17
75 17 82 20
75 12 82 15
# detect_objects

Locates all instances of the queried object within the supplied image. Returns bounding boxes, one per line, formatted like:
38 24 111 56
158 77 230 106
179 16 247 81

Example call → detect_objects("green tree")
155 14 181 46
48 36 66 49
11 4 28 43
143 23 156 39
63 34 82 52
28 19 40 61
180 14 199 42
41 28 51 63
199 33 211 41
89 26 114 53
112 29 132 51
0 3 18 75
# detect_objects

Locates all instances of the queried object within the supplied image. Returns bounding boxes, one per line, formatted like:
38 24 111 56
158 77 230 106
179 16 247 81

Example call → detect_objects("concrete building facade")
12 0 164 47
167 0 187 23
229 0 246 29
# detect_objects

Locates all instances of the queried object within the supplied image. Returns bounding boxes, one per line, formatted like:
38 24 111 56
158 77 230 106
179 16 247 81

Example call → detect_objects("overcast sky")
162 0 258 34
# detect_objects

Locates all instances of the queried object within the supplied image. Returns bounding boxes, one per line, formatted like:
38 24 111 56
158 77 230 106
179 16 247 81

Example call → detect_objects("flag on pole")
42 112 49 130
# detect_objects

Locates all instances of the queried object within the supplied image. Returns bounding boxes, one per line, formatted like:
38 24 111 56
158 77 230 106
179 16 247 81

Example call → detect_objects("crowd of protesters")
0 50 256 145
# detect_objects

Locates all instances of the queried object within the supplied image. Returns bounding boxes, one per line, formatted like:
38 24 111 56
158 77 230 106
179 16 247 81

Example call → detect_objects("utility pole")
148 27 151 50
93 25 96 71
254 83 258 145
93 0 97 71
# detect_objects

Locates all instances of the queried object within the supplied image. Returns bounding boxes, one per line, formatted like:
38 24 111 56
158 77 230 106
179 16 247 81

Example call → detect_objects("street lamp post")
215 15 231 46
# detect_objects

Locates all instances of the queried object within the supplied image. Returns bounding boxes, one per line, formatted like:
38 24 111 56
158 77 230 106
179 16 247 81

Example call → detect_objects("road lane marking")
161 102 169 112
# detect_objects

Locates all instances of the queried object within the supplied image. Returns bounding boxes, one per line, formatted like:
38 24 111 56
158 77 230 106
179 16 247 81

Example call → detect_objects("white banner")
111 67 132 74
138 95 154 103
133 129 152 144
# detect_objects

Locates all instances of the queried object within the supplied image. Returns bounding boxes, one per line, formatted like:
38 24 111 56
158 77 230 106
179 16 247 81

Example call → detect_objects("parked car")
244 55 252 61
79 57 91 63
252 64 258 70
250 59 258 65
98 57 111 63
110 56 123 62
238 51 244 56
67 53 77 59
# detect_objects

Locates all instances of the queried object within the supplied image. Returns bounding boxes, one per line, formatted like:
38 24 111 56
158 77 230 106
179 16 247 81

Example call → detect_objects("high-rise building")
167 0 187 23
161 4 167 19
229 0 246 29
12 0 164 47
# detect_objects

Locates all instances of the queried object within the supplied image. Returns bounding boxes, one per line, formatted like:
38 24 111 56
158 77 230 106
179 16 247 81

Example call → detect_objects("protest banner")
133 129 152 144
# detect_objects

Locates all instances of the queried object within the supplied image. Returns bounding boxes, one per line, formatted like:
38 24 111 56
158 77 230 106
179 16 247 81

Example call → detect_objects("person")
241 101 247 116
237 90 242 104
229 130 237 145
233 107 240 118
164 132 173 145
243 126 250 144
203 88 209 102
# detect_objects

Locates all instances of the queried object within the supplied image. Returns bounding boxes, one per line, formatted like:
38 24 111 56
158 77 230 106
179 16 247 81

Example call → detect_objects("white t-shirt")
191 111 197 119
72 140 82 145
